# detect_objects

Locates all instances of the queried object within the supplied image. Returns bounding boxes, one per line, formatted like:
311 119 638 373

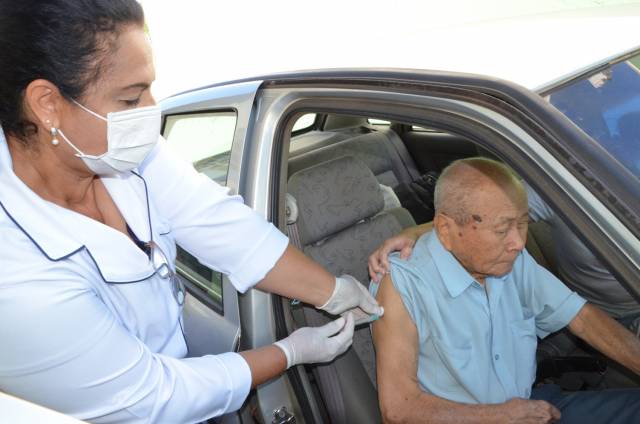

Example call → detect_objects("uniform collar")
0 129 156 283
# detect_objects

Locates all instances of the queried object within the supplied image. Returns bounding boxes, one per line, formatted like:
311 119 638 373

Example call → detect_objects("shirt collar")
0 129 156 283
426 231 512 298
426 231 478 298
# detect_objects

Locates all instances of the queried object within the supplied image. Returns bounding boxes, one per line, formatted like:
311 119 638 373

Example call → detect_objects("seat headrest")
287 156 384 245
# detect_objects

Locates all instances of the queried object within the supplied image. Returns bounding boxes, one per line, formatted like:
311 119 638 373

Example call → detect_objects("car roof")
157 4 640 99
168 43 639 102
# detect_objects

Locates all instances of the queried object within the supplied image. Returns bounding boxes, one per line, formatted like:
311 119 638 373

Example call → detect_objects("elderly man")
370 181 640 338
371 157 640 423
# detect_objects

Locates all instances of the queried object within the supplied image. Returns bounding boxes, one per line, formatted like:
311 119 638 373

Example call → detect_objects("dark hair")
0 0 145 143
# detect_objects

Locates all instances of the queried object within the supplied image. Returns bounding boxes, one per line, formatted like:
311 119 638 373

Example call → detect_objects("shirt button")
494 354 500 360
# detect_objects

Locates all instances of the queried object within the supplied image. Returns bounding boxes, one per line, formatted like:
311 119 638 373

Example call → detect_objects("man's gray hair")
434 157 523 224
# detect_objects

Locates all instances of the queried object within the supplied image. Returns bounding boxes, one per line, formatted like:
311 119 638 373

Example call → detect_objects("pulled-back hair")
0 0 144 143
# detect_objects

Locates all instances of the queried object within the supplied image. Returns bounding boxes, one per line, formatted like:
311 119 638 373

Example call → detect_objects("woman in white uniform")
0 1 382 422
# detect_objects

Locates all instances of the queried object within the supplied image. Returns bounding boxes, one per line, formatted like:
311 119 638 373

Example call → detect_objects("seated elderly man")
371 157 640 424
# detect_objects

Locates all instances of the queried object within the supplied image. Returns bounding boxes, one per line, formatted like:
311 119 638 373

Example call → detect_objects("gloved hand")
274 313 355 368
318 275 384 317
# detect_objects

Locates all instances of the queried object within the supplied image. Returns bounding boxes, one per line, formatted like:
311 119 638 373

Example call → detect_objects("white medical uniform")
0 130 289 423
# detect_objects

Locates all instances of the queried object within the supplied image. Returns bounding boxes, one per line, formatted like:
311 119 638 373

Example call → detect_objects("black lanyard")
126 223 151 257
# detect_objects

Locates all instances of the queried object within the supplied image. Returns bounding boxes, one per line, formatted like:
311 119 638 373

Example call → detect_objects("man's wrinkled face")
438 183 529 282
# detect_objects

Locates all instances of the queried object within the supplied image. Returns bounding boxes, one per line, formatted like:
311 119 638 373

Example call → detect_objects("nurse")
0 1 382 422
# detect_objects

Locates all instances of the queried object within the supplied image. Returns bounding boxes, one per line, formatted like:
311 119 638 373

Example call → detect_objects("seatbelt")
285 193 303 309
285 193 303 249
284 193 349 423
381 128 421 181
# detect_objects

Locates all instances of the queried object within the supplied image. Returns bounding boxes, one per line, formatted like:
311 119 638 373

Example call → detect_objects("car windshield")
548 52 640 179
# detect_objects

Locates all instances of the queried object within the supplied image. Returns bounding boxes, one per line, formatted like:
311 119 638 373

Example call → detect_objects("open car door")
162 69 640 423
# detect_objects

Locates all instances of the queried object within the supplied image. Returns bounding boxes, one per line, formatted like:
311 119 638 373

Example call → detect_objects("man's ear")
23 79 64 129
434 213 454 251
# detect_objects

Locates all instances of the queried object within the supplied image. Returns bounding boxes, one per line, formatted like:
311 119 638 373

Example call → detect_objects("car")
0 392 83 424
157 43 640 423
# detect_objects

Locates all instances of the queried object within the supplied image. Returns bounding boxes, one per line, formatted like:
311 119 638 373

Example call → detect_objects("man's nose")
506 228 526 252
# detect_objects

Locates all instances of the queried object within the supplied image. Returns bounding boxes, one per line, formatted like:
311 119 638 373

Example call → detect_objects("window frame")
161 108 239 315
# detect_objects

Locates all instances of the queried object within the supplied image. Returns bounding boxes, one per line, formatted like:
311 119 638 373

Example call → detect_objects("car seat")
286 155 415 423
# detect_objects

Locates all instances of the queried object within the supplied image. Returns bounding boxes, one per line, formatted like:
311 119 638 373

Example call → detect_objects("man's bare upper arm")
370 274 520 423
372 273 422 406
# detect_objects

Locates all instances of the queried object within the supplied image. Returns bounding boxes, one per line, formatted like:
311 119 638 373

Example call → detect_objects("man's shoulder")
390 232 433 265
388 232 440 289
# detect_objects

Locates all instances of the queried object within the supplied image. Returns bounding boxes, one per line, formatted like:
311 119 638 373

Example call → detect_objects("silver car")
160 46 640 423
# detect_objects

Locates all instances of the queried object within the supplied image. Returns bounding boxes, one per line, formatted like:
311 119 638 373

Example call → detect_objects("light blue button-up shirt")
373 231 586 404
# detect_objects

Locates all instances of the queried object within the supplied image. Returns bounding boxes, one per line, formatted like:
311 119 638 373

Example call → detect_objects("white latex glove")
274 313 355 368
319 275 384 317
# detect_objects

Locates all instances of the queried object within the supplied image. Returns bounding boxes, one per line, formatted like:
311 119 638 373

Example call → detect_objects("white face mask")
58 100 161 176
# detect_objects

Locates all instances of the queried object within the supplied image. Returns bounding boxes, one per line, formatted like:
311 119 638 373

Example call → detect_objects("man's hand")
368 232 418 282
500 398 561 424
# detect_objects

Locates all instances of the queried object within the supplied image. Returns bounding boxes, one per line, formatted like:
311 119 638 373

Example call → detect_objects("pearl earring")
50 127 59 146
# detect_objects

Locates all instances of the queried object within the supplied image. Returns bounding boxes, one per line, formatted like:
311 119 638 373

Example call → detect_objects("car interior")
279 113 640 423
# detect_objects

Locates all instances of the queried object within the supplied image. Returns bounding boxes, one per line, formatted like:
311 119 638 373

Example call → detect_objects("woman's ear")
434 213 455 251
23 79 63 129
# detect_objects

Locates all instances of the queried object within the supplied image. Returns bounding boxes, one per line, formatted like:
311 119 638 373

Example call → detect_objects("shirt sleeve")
387 253 432 341
514 249 587 338
0 273 251 423
138 137 289 293
523 181 555 223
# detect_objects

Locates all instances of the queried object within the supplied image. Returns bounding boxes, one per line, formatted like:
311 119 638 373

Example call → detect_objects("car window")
162 110 237 313
411 125 441 132
368 118 391 126
548 53 640 179
292 113 316 132
175 247 223 312
163 110 236 185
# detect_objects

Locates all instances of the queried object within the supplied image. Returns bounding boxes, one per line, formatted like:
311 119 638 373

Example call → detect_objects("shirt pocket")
510 316 537 392
432 337 473 394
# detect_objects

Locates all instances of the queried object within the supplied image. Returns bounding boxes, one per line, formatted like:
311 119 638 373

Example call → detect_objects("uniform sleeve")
139 137 289 293
514 249 587 338
523 181 555 223
0 274 251 424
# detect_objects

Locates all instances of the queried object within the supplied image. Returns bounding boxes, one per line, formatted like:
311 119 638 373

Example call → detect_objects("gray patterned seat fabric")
288 129 421 190
287 156 415 424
